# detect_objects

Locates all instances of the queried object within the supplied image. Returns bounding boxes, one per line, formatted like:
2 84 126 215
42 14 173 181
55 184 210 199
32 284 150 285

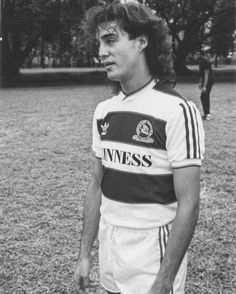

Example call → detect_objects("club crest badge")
132 120 154 143
101 122 109 135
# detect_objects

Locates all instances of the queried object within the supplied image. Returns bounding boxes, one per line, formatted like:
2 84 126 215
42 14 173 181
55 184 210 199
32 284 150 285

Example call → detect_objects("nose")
98 42 109 60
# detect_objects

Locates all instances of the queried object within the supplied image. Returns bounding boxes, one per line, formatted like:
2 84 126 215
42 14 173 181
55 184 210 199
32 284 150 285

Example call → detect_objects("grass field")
0 80 235 294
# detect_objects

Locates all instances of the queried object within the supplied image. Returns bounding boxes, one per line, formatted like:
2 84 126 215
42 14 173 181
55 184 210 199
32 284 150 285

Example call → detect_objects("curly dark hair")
84 0 172 89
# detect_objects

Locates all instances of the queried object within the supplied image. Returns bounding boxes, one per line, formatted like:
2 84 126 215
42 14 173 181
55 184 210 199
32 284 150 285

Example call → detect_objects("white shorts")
98 218 187 294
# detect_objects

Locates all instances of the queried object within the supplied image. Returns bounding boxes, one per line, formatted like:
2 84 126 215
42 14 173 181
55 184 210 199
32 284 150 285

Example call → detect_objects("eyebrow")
99 33 117 40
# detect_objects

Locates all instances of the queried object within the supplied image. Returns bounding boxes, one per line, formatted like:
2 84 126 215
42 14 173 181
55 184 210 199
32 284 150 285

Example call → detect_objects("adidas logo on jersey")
101 122 109 135
103 148 152 167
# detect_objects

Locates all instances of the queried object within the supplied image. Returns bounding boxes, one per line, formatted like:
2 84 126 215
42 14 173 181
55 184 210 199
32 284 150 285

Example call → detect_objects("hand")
146 276 171 294
147 285 171 294
74 257 92 293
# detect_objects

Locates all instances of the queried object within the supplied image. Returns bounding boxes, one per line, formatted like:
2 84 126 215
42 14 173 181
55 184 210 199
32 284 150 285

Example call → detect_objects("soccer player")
74 1 205 294
198 50 214 120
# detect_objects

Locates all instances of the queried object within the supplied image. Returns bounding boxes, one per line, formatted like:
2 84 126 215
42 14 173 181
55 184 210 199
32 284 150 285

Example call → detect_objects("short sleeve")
92 104 103 158
166 100 205 168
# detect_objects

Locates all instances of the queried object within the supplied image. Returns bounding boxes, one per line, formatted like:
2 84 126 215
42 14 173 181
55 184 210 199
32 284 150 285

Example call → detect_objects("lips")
103 62 115 67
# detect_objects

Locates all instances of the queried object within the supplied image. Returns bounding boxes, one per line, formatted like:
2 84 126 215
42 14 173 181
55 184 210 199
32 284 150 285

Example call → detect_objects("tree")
211 0 235 66
145 0 236 74
2 0 56 81
1 0 100 84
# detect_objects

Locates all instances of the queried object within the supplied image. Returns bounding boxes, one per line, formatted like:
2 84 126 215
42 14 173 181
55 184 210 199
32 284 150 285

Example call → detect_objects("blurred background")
1 0 235 85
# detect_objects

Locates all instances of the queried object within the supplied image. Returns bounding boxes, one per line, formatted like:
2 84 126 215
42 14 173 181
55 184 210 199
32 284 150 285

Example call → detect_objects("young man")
74 2 205 294
198 50 214 120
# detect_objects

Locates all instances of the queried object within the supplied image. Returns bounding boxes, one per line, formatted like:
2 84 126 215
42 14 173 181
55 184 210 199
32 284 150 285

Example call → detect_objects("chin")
107 75 120 82
106 71 122 82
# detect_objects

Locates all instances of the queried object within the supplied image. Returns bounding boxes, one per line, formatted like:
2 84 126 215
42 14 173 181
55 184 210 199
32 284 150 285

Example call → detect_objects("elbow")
192 202 199 221
189 199 200 223
189 196 199 215
177 196 200 221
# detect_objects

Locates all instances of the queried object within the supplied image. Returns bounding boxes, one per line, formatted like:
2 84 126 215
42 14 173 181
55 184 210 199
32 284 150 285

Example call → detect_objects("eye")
105 37 116 45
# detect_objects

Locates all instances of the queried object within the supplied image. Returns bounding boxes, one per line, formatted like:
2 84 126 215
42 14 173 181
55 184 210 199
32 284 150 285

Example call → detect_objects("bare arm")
148 166 200 294
80 158 103 258
74 157 103 292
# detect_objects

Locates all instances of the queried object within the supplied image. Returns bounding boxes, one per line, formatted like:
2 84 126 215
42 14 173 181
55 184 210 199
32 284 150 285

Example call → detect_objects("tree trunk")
174 49 193 76
1 23 42 86
173 30 201 76
40 37 45 69
1 29 20 85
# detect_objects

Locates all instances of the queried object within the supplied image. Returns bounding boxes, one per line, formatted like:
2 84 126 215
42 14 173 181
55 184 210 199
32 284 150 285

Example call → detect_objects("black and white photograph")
0 0 235 293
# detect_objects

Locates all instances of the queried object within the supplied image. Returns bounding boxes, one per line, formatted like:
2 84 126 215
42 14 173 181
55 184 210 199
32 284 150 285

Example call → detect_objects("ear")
137 34 148 52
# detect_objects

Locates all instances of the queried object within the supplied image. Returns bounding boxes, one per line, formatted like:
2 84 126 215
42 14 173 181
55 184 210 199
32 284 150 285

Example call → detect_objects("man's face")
97 22 141 83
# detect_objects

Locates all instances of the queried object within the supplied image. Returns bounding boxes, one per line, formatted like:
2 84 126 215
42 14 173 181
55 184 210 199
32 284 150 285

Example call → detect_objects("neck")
120 62 152 95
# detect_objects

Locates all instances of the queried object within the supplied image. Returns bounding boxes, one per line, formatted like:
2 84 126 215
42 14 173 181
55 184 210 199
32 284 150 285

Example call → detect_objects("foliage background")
2 0 235 80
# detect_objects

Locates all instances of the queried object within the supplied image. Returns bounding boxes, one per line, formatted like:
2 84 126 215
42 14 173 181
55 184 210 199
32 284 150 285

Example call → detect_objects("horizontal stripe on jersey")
101 167 177 204
97 111 167 150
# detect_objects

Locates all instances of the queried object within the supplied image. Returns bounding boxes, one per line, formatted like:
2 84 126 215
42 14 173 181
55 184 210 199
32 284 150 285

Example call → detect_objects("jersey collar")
121 78 157 101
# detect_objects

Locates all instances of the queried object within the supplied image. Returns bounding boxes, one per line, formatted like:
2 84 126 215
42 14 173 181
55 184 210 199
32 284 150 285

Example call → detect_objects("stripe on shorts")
159 225 169 264
159 225 174 293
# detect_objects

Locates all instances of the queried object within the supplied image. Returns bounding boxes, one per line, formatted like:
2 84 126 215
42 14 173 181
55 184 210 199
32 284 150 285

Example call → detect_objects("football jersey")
92 79 205 229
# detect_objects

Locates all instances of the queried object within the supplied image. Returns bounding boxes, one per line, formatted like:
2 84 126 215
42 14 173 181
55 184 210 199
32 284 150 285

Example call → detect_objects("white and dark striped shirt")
92 79 205 228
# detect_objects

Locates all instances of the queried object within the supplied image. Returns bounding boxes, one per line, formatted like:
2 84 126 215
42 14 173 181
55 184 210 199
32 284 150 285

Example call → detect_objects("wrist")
152 281 171 293
78 244 91 260
153 273 173 292
79 253 89 259
78 250 91 260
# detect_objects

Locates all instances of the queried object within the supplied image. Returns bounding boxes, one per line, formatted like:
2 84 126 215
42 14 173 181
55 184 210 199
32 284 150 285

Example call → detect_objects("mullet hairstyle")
84 0 172 93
